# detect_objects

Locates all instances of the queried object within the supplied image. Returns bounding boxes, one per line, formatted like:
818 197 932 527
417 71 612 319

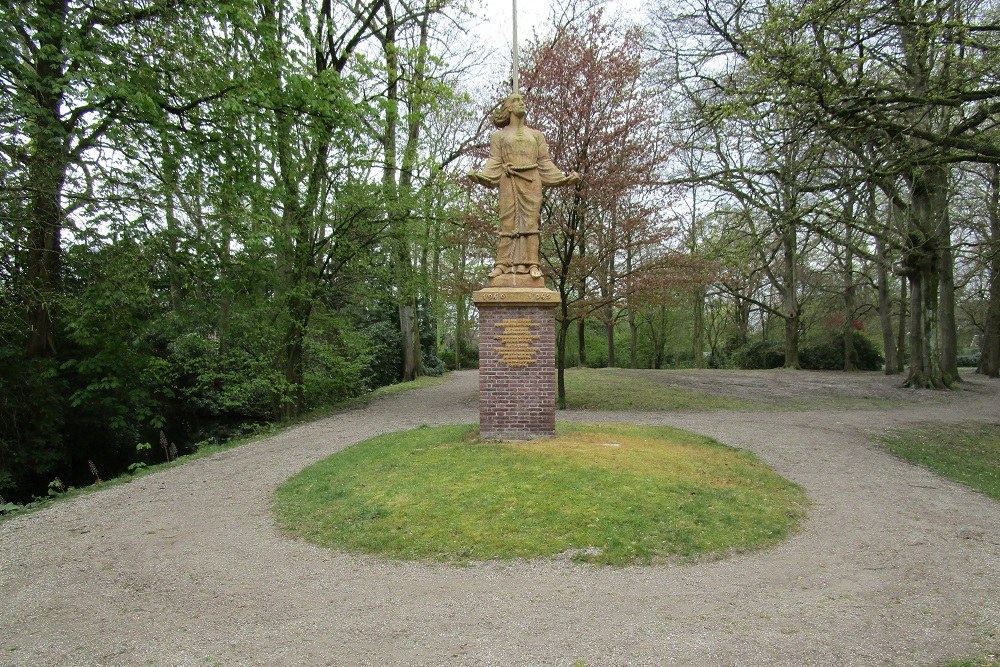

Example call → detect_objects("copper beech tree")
518 7 678 406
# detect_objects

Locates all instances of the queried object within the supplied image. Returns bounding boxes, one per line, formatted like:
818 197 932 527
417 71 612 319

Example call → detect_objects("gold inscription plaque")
495 318 540 368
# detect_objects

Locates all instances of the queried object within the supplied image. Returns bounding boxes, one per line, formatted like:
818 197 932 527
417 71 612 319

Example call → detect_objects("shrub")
732 340 785 369
800 332 883 371
957 351 981 367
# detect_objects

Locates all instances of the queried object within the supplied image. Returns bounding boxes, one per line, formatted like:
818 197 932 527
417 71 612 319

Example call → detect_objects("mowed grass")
273 423 807 565
879 423 1000 501
562 368 754 411
941 655 1000 667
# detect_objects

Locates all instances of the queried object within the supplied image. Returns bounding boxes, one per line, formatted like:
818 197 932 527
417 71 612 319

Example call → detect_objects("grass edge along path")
878 422 1000 501
273 422 808 566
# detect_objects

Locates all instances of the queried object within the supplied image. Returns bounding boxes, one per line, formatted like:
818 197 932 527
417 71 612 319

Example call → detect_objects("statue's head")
492 93 525 128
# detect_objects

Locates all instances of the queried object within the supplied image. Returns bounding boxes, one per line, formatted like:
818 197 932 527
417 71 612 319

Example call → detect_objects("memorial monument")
469 1 580 439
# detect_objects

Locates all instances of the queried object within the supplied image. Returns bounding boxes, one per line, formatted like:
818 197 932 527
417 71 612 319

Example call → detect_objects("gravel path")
1 369 998 667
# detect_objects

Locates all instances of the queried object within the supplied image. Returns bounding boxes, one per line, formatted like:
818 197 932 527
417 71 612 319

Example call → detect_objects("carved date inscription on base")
495 318 540 368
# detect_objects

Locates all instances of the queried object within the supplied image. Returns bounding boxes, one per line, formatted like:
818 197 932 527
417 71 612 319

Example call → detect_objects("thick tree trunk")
980 165 1000 377
781 220 800 369
382 4 426 382
24 0 70 360
876 235 898 374
843 210 858 372
843 259 858 371
604 303 616 368
902 164 949 388
162 139 184 313
897 279 907 373
734 297 750 349
937 213 959 384
693 286 705 368
398 300 422 381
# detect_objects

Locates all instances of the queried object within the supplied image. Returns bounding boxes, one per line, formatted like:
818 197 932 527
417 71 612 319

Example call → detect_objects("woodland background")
2 0 998 501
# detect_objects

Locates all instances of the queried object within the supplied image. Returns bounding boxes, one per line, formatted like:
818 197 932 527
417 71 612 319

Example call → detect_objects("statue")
469 93 581 286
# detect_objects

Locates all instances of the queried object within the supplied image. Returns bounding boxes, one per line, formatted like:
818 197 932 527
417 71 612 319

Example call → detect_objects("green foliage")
879 423 1000 501
957 351 982 367
274 423 807 565
731 340 786 370
47 477 66 496
799 332 884 371
725 333 884 371
303 310 375 409
0 351 67 499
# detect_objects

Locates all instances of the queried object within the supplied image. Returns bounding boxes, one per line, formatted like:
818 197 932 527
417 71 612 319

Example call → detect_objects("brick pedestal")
473 287 558 440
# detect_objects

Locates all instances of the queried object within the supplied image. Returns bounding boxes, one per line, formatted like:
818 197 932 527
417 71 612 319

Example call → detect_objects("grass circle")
273 423 807 566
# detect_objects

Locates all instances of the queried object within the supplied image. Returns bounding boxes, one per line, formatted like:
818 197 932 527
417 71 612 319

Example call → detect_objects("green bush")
957 351 981 367
732 340 785 369
800 332 883 371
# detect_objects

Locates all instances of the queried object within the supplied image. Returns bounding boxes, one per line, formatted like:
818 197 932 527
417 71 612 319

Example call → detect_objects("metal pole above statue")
468 2 582 440
512 0 519 94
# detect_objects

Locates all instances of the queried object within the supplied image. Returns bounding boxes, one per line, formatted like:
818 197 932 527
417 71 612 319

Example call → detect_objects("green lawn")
941 655 1000 667
878 423 1000 501
273 422 808 565
562 368 754 411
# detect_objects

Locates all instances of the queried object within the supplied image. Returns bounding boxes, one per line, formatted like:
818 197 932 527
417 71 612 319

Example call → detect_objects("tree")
520 6 675 406
653 0 1000 386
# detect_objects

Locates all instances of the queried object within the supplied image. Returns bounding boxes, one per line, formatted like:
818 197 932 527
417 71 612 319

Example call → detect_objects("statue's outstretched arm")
468 132 504 188
535 131 581 187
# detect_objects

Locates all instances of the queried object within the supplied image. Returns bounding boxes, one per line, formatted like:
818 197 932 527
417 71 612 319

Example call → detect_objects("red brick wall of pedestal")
473 288 558 440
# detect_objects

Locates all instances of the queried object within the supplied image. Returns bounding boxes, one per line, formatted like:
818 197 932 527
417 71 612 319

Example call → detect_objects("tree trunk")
162 138 184 313
876 235 897 374
843 208 858 372
781 219 800 369
628 307 639 369
556 300 572 409
384 4 430 381
24 0 70 360
693 286 705 368
280 292 312 419
937 207 959 384
454 294 465 370
897 279 907 373
398 299 422 380
649 306 668 369
902 164 949 388
980 165 1000 377
604 303 616 368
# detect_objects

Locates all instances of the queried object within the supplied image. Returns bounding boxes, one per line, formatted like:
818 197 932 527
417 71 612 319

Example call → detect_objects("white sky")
478 0 552 44
464 0 648 98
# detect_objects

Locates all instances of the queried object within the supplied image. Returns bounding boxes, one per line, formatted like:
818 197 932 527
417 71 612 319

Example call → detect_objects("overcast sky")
465 0 648 97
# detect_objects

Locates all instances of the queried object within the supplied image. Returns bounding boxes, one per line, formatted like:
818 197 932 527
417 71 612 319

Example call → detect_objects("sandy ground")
0 369 997 667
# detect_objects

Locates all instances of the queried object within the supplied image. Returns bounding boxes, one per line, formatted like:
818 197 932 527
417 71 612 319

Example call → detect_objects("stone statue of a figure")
469 93 581 287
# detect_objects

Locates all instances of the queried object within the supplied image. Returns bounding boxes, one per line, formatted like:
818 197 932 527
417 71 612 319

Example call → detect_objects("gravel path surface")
1 369 998 667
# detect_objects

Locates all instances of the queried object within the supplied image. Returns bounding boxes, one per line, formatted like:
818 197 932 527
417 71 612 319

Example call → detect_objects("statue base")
488 273 545 288
473 287 559 440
